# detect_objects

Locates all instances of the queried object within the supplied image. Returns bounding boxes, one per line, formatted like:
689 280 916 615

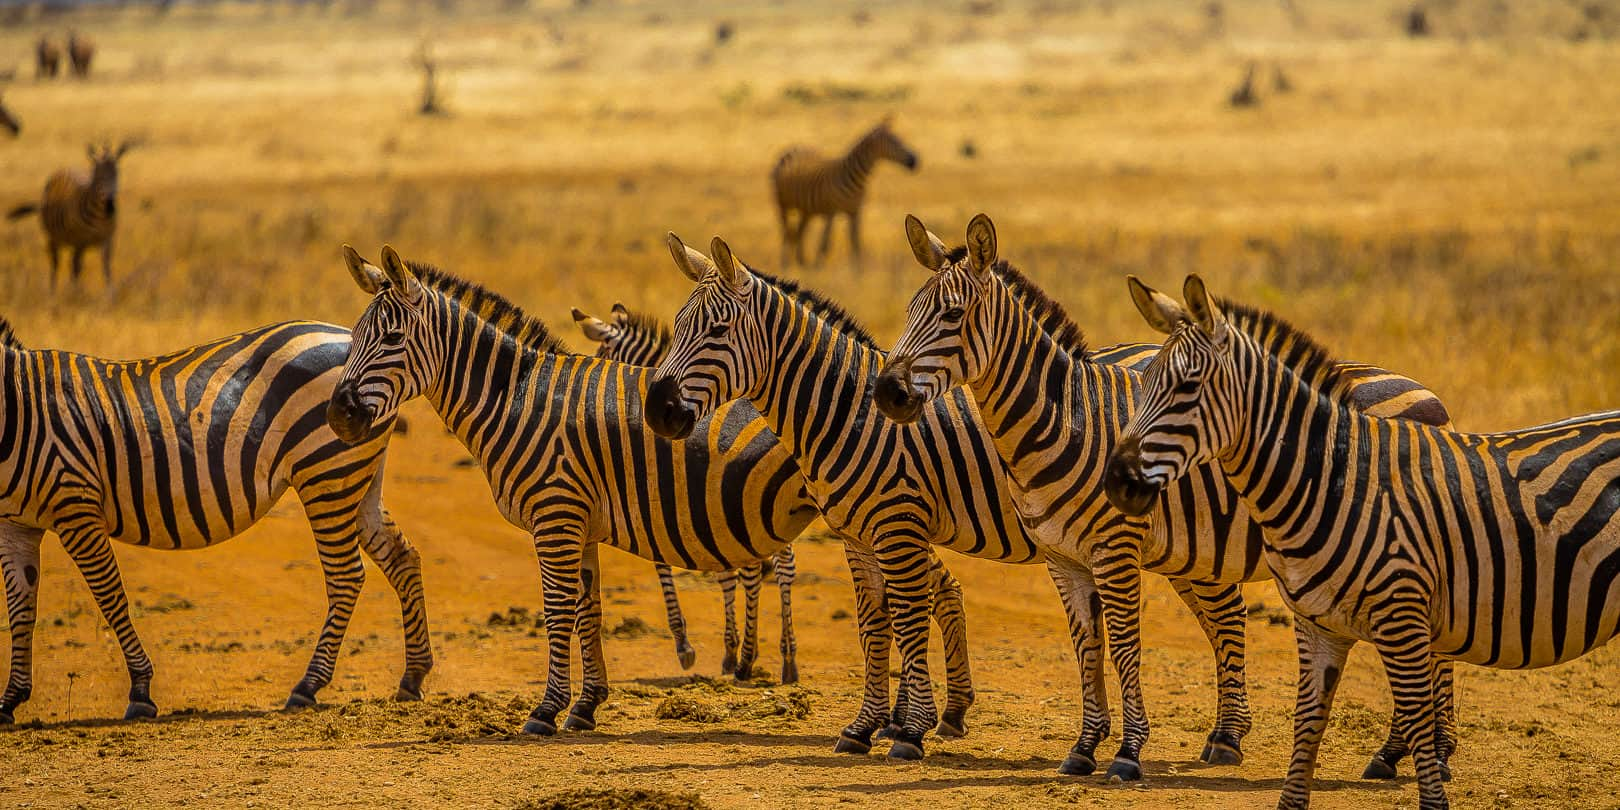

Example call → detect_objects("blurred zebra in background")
0 318 434 726
67 32 93 79
35 36 60 79
6 140 134 288
0 91 18 137
771 117 918 268
572 302 800 681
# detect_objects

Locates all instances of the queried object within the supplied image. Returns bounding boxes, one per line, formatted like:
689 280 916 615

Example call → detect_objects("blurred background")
3 2 1620 808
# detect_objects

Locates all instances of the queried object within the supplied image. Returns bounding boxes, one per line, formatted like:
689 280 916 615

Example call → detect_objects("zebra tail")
6 202 39 221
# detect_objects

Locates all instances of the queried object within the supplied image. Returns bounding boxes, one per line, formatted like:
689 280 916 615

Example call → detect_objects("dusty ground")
3 1 1620 807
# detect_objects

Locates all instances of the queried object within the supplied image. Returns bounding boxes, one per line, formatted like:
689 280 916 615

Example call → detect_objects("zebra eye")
707 323 731 338
382 330 406 346
942 307 965 321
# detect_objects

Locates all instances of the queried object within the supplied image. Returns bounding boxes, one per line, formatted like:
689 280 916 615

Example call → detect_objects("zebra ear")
904 215 948 272
571 308 617 344
1127 276 1187 335
1182 275 1228 341
378 244 422 301
610 302 630 325
666 232 716 282
709 236 745 289
342 244 386 295
965 213 997 279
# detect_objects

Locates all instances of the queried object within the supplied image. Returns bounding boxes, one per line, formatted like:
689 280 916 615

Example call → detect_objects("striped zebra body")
0 319 432 725
876 215 1459 780
771 118 918 268
573 302 800 682
7 141 131 288
67 32 93 79
328 247 974 740
35 37 60 79
1105 276 1620 809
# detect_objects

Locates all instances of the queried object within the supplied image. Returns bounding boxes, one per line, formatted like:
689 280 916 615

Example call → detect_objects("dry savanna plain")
3 0 1620 807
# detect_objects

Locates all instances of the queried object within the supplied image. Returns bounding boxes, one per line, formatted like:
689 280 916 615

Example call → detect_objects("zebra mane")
946 246 1090 358
0 316 20 349
749 267 879 348
1217 299 1358 408
405 261 569 355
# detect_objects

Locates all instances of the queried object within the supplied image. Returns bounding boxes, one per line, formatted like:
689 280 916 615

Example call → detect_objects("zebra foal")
771 117 918 268
7 140 134 289
1105 276 1620 809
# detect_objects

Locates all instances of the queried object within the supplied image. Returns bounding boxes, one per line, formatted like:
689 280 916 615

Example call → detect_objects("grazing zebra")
572 302 799 682
67 32 93 79
874 214 1458 780
0 317 433 726
35 37 60 80
1104 276 1620 809
0 92 18 137
644 233 1257 768
6 140 133 289
771 117 918 268
328 246 974 738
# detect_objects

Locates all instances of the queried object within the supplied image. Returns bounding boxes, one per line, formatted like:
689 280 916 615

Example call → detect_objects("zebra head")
870 117 919 171
86 140 134 216
572 302 669 367
329 244 433 445
1104 275 1239 517
646 234 760 440
876 213 998 423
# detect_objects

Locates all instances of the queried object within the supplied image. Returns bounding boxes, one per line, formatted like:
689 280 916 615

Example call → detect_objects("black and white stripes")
770 118 918 268
7 141 133 287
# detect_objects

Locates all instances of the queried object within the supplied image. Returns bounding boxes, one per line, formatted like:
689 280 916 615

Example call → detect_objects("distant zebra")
7 140 133 288
572 302 799 682
0 318 432 726
35 37 60 80
329 246 975 738
877 214 1459 781
771 117 918 268
0 92 18 137
1106 277 1620 809
67 32 93 79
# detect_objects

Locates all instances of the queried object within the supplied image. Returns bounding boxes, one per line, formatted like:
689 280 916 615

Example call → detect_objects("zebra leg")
1169 579 1252 766
101 237 113 283
846 212 862 269
565 543 607 731
354 491 433 702
774 546 798 684
654 563 696 670
58 526 157 720
521 525 585 737
1093 545 1151 781
1279 617 1356 810
875 533 938 761
70 247 85 284
928 553 974 739
0 524 45 725
791 212 810 267
834 536 893 755
1363 656 1457 782
778 205 794 269
734 562 764 681
47 242 60 291
286 508 368 710
718 569 740 675
1374 609 1449 810
1045 555 1110 776
812 215 836 267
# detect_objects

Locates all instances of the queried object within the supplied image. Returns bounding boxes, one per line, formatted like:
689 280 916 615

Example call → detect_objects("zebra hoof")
284 690 317 712
562 713 596 732
1105 758 1143 783
1058 751 1097 776
0 707 14 725
1361 756 1399 780
874 723 901 741
123 700 158 721
394 685 424 703
720 653 737 676
1440 760 1453 783
677 646 697 671
935 717 968 739
886 739 925 761
781 662 799 685
522 718 558 736
833 732 872 755
1200 733 1243 765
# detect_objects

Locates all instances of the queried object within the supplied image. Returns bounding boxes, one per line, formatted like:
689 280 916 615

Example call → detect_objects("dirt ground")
3 0 1620 808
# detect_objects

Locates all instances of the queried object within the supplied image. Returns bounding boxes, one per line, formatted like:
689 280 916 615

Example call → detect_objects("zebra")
35 37 60 80
6 140 133 289
328 245 975 739
771 117 918 268
642 233 1274 768
572 302 799 682
0 317 433 726
1103 276 1620 810
875 213 1460 781
0 91 17 137
67 31 93 79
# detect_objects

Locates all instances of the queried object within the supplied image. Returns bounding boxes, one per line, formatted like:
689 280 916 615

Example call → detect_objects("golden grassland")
2 1 1620 808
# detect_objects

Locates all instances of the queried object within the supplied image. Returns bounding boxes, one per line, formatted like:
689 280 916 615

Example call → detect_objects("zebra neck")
1220 335 1360 553
420 300 540 463
840 139 878 185
749 287 883 482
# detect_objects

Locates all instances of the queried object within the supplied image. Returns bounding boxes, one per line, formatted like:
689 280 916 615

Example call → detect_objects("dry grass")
1 1 1619 808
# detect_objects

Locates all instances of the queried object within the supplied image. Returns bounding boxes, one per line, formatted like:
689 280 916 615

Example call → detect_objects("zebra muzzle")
327 385 376 445
874 362 925 424
645 376 697 440
1104 436 1161 517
